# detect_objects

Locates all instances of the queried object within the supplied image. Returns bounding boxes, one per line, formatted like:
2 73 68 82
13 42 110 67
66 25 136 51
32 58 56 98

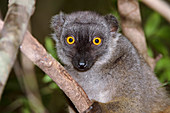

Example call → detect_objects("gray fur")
51 11 170 113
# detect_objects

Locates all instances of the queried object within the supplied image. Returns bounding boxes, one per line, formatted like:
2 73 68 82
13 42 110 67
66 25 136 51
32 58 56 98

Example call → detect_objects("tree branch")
141 0 170 23
20 31 92 112
0 0 35 100
118 0 155 70
0 19 92 112
14 57 48 113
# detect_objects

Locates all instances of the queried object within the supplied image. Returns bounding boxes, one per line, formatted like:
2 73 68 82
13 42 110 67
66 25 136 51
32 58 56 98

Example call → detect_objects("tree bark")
19 31 92 113
141 0 170 23
0 18 92 112
0 0 35 100
118 0 155 70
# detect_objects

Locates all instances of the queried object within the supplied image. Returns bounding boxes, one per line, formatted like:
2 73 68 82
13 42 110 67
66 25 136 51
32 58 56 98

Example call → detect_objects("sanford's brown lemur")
51 11 170 113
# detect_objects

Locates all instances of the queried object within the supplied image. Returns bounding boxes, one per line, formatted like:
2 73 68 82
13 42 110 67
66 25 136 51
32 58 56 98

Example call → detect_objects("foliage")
143 11 170 83
44 37 58 60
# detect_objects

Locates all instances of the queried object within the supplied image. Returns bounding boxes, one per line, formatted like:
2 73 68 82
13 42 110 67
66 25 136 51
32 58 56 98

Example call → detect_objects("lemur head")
51 11 118 71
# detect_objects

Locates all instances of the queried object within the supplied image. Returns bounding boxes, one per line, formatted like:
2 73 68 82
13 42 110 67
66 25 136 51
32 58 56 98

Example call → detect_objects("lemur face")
51 11 118 71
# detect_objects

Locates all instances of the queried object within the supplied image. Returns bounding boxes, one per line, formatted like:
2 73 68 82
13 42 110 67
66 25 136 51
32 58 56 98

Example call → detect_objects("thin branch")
141 0 170 23
0 18 92 112
14 57 48 113
0 19 92 112
20 32 92 112
0 0 35 100
118 0 155 70
22 21 48 113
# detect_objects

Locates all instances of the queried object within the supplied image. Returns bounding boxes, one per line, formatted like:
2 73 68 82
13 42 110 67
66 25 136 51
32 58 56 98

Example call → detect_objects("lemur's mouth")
75 67 89 72
72 59 94 72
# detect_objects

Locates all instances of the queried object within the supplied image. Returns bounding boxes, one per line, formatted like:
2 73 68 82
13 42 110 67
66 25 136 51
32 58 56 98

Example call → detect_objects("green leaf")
45 37 54 50
159 71 170 83
167 71 170 81
22 108 31 113
42 74 52 83
44 37 57 59
149 39 168 56
144 13 161 37
147 47 154 58
156 57 170 70
156 26 170 40
161 81 170 87
49 82 59 89
155 57 170 83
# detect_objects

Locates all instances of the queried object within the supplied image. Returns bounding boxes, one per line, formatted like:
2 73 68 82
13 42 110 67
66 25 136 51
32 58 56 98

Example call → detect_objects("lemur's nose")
78 59 87 69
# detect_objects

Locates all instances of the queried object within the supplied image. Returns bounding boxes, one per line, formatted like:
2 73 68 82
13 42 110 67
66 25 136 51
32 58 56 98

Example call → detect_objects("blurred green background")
0 0 170 113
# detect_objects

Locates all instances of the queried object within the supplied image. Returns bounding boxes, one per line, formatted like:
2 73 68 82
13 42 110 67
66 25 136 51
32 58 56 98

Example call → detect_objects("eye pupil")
69 38 73 42
95 39 99 43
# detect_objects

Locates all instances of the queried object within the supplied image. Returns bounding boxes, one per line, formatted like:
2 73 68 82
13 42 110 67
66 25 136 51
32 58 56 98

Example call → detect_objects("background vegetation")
0 0 169 113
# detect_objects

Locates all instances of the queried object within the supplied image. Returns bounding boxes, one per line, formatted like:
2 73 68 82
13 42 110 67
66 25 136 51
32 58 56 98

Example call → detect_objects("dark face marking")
72 25 95 71
72 51 95 71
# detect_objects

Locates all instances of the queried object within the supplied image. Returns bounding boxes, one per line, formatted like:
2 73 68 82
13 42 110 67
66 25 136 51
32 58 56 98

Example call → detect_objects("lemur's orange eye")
66 36 75 45
93 37 102 45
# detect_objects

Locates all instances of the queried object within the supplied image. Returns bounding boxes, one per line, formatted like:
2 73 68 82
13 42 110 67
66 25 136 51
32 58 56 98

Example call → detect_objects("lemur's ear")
104 14 119 33
51 12 65 32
